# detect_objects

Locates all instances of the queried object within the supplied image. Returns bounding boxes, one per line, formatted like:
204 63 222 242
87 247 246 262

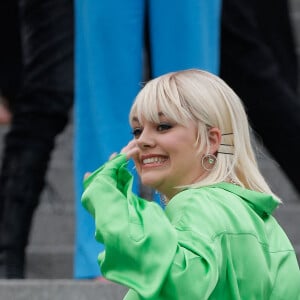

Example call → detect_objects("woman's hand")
84 140 139 180
84 172 91 180
120 139 139 160
109 140 139 161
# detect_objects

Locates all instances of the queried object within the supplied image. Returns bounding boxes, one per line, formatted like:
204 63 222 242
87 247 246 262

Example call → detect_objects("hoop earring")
201 154 217 171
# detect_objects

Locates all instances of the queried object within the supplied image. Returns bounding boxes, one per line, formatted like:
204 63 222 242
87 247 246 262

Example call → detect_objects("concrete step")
275 203 300 246
24 121 75 279
29 204 74 247
274 203 300 263
26 176 75 278
274 201 300 265
26 245 73 279
0 280 128 300
30 207 74 247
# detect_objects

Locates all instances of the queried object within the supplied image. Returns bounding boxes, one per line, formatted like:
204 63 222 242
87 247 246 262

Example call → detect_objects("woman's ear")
208 127 222 154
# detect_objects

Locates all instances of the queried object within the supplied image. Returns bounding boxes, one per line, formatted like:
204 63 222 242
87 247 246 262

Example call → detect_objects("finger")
121 140 139 159
124 147 139 160
84 172 91 180
121 140 137 154
109 152 118 160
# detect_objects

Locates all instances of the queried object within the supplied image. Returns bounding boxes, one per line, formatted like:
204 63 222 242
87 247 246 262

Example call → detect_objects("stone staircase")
0 0 299 298
0 280 127 300
257 145 300 261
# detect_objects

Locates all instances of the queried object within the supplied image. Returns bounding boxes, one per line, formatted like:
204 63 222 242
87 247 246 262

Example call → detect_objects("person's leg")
257 0 298 93
220 0 300 194
0 0 73 278
148 0 221 77
0 0 22 123
74 0 145 278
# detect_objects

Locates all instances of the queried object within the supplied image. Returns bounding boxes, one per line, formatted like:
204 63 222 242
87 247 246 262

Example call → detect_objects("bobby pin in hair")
218 151 234 155
221 133 233 136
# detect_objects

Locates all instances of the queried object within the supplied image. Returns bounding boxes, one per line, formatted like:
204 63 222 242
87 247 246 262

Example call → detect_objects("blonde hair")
129 69 279 199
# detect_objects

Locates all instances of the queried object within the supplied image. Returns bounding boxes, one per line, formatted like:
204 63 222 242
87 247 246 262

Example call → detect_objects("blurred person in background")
0 0 73 278
0 0 22 124
74 0 221 279
220 0 300 195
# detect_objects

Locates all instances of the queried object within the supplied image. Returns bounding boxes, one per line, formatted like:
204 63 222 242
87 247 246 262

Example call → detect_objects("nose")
136 128 155 149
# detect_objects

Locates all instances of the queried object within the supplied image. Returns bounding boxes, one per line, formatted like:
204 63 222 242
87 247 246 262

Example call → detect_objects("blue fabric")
74 0 221 278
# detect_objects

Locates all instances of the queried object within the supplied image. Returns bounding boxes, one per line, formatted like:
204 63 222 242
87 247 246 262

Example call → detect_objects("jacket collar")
210 182 280 216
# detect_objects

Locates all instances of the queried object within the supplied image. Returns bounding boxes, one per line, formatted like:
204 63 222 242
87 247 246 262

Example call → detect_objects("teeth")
143 157 166 164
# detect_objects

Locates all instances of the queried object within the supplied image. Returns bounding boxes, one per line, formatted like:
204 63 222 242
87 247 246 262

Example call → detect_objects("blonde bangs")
129 75 192 126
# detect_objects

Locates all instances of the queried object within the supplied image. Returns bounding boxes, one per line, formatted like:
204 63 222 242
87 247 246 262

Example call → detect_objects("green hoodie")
82 154 300 299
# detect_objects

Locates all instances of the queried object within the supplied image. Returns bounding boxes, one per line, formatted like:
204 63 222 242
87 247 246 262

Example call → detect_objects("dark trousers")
0 0 73 278
220 0 300 194
0 0 22 105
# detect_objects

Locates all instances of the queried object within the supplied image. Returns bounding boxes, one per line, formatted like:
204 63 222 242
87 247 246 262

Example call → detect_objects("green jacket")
82 154 300 299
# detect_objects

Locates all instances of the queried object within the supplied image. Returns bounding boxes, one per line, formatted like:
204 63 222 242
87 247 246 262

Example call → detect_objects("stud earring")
201 153 217 171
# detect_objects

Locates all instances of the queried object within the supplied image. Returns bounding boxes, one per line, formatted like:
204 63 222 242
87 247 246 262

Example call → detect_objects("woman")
82 69 300 299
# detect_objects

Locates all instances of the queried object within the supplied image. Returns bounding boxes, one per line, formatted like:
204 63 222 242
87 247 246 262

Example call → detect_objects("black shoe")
5 249 25 279
0 250 25 279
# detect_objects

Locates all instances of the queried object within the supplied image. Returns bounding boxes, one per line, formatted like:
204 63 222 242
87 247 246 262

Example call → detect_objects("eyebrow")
131 112 164 119
131 112 166 124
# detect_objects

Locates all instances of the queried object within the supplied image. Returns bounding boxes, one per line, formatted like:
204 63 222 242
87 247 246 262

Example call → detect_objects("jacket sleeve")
81 154 219 300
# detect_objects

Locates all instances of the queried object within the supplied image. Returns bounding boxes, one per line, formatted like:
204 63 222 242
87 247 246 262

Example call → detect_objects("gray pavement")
0 280 128 300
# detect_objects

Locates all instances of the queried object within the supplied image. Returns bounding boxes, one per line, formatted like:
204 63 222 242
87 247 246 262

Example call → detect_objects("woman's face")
130 113 207 199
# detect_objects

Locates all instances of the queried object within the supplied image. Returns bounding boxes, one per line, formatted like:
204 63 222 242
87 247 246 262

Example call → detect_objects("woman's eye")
132 128 142 138
157 123 172 132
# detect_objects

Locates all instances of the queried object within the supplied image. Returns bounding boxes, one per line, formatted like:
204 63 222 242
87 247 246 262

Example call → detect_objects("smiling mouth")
142 156 168 165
